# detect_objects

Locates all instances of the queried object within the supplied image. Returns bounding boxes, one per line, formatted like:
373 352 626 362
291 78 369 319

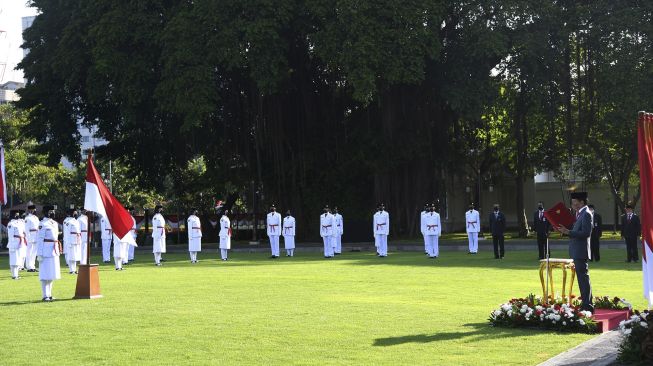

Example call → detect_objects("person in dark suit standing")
557 192 594 312
588 204 602 262
621 203 641 263
533 201 550 259
489 203 506 259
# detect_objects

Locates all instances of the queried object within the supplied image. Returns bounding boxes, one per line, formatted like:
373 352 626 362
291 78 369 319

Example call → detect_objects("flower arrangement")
617 310 653 365
489 294 597 333
594 295 632 311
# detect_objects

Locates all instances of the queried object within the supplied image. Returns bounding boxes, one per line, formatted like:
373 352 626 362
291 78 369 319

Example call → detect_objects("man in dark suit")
621 203 641 263
489 203 506 259
588 204 602 262
533 201 550 259
557 192 594 312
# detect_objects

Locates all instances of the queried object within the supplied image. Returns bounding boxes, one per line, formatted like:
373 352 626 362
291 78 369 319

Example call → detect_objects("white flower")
631 315 640 320
642 313 648 320
535 306 543 311
520 308 527 314
507 311 513 317
554 315 561 321
624 329 632 335
619 320 626 328
494 310 502 317
641 322 648 328
579 319 585 326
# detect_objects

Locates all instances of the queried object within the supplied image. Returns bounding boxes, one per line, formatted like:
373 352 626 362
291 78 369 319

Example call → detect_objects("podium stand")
74 264 103 299
539 258 576 304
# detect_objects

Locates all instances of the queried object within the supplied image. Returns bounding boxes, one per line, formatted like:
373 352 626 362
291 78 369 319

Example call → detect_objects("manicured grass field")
0 248 646 365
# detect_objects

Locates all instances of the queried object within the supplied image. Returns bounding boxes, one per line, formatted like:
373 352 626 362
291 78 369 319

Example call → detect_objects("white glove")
37 256 43 262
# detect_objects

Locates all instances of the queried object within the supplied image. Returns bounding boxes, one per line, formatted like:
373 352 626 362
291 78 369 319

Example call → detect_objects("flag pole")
0 140 5 249
74 151 102 299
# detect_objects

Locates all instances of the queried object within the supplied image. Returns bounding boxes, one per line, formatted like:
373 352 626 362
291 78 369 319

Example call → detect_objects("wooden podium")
74 264 103 299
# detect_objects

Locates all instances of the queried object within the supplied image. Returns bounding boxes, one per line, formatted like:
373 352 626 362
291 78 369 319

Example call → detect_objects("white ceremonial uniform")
152 213 166 265
282 216 296 256
37 217 61 299
373 210 390 257
267 211 282 257
24 212 40 270
8 219 27 278
333 213 343 254
423 211 441 258
219 215 231 260
113 219 131 270
100 216 113 262
67 218 82 273
187 214 202 262
77 214 89 265
320 213 335 257
465 209 480 253
420 210 428 254
62 217 72 262
128 217 136 261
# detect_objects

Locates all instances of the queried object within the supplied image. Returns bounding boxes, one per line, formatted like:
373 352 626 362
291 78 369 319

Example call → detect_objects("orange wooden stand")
74 264 103 299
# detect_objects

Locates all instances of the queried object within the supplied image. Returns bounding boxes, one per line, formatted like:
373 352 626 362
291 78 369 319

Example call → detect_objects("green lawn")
0 249 645 365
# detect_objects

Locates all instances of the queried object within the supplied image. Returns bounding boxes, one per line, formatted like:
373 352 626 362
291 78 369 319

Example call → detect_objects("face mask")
47 211 55 218
74 214 79 219
538 206 543 210
494 208 499 212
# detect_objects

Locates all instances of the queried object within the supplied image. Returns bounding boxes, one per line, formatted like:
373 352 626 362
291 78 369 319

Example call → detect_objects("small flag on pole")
84 155 135 245
637 111 653 307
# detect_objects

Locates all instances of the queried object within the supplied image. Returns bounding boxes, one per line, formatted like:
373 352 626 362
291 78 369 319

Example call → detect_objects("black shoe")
115 268 120 271
42 297 49 302
48 297 55 301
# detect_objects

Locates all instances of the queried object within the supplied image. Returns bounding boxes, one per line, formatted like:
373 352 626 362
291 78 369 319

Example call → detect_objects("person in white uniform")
62 211 73 268
128 207 136 262
100 215 113 263
113 214 130 271
67 209 82 273
423 203 441 258
77 209 89 265
333 207 343 255
282 210 296 257
465 203 480 254
420 203 429 255
36 206 61 302
320 205 335 258
373 204 390 257
219 210 231 261
187 208 202 263
7 212 27 279
24 204 40 272
152 205 167 266
266 205 282 259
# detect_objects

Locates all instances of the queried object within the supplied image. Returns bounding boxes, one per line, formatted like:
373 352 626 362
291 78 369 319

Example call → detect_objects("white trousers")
334 235 342 253
80 241 88 265
286 248 294 256
425 235 439 257
128 244 135 260
154 252 162 264
423 235 428 253
68 260 77 273
26 241 38 270
189 251 197 261
375 234 388 256
221 249 228 260
468 232 478 253
101 239 112 262
269 235 280 257
323 236 334 257
10 265 20 278
40 280 54 298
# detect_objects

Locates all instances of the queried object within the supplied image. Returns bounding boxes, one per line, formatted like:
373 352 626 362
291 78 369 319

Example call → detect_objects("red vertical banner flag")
637 111 653 307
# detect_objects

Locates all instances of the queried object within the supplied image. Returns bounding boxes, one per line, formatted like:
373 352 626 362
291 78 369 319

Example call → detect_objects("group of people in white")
4 200 485 301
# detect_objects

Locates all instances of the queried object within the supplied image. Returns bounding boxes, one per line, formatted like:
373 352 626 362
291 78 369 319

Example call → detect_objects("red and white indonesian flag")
84 156 136 246
0 142 6 205
637 111 653 307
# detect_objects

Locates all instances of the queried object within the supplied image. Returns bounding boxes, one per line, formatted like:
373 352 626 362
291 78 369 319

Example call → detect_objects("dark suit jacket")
568 207 592 260
591 213 602 239
621 214 641 239
489 211 506 236
533 210 550 237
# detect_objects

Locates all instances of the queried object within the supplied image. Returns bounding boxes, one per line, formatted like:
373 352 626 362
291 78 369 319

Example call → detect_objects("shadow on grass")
373 322 549 346
80 250 644 272
0 297 75 307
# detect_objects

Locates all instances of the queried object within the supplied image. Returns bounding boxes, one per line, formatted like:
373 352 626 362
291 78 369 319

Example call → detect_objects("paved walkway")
537 330 622 366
